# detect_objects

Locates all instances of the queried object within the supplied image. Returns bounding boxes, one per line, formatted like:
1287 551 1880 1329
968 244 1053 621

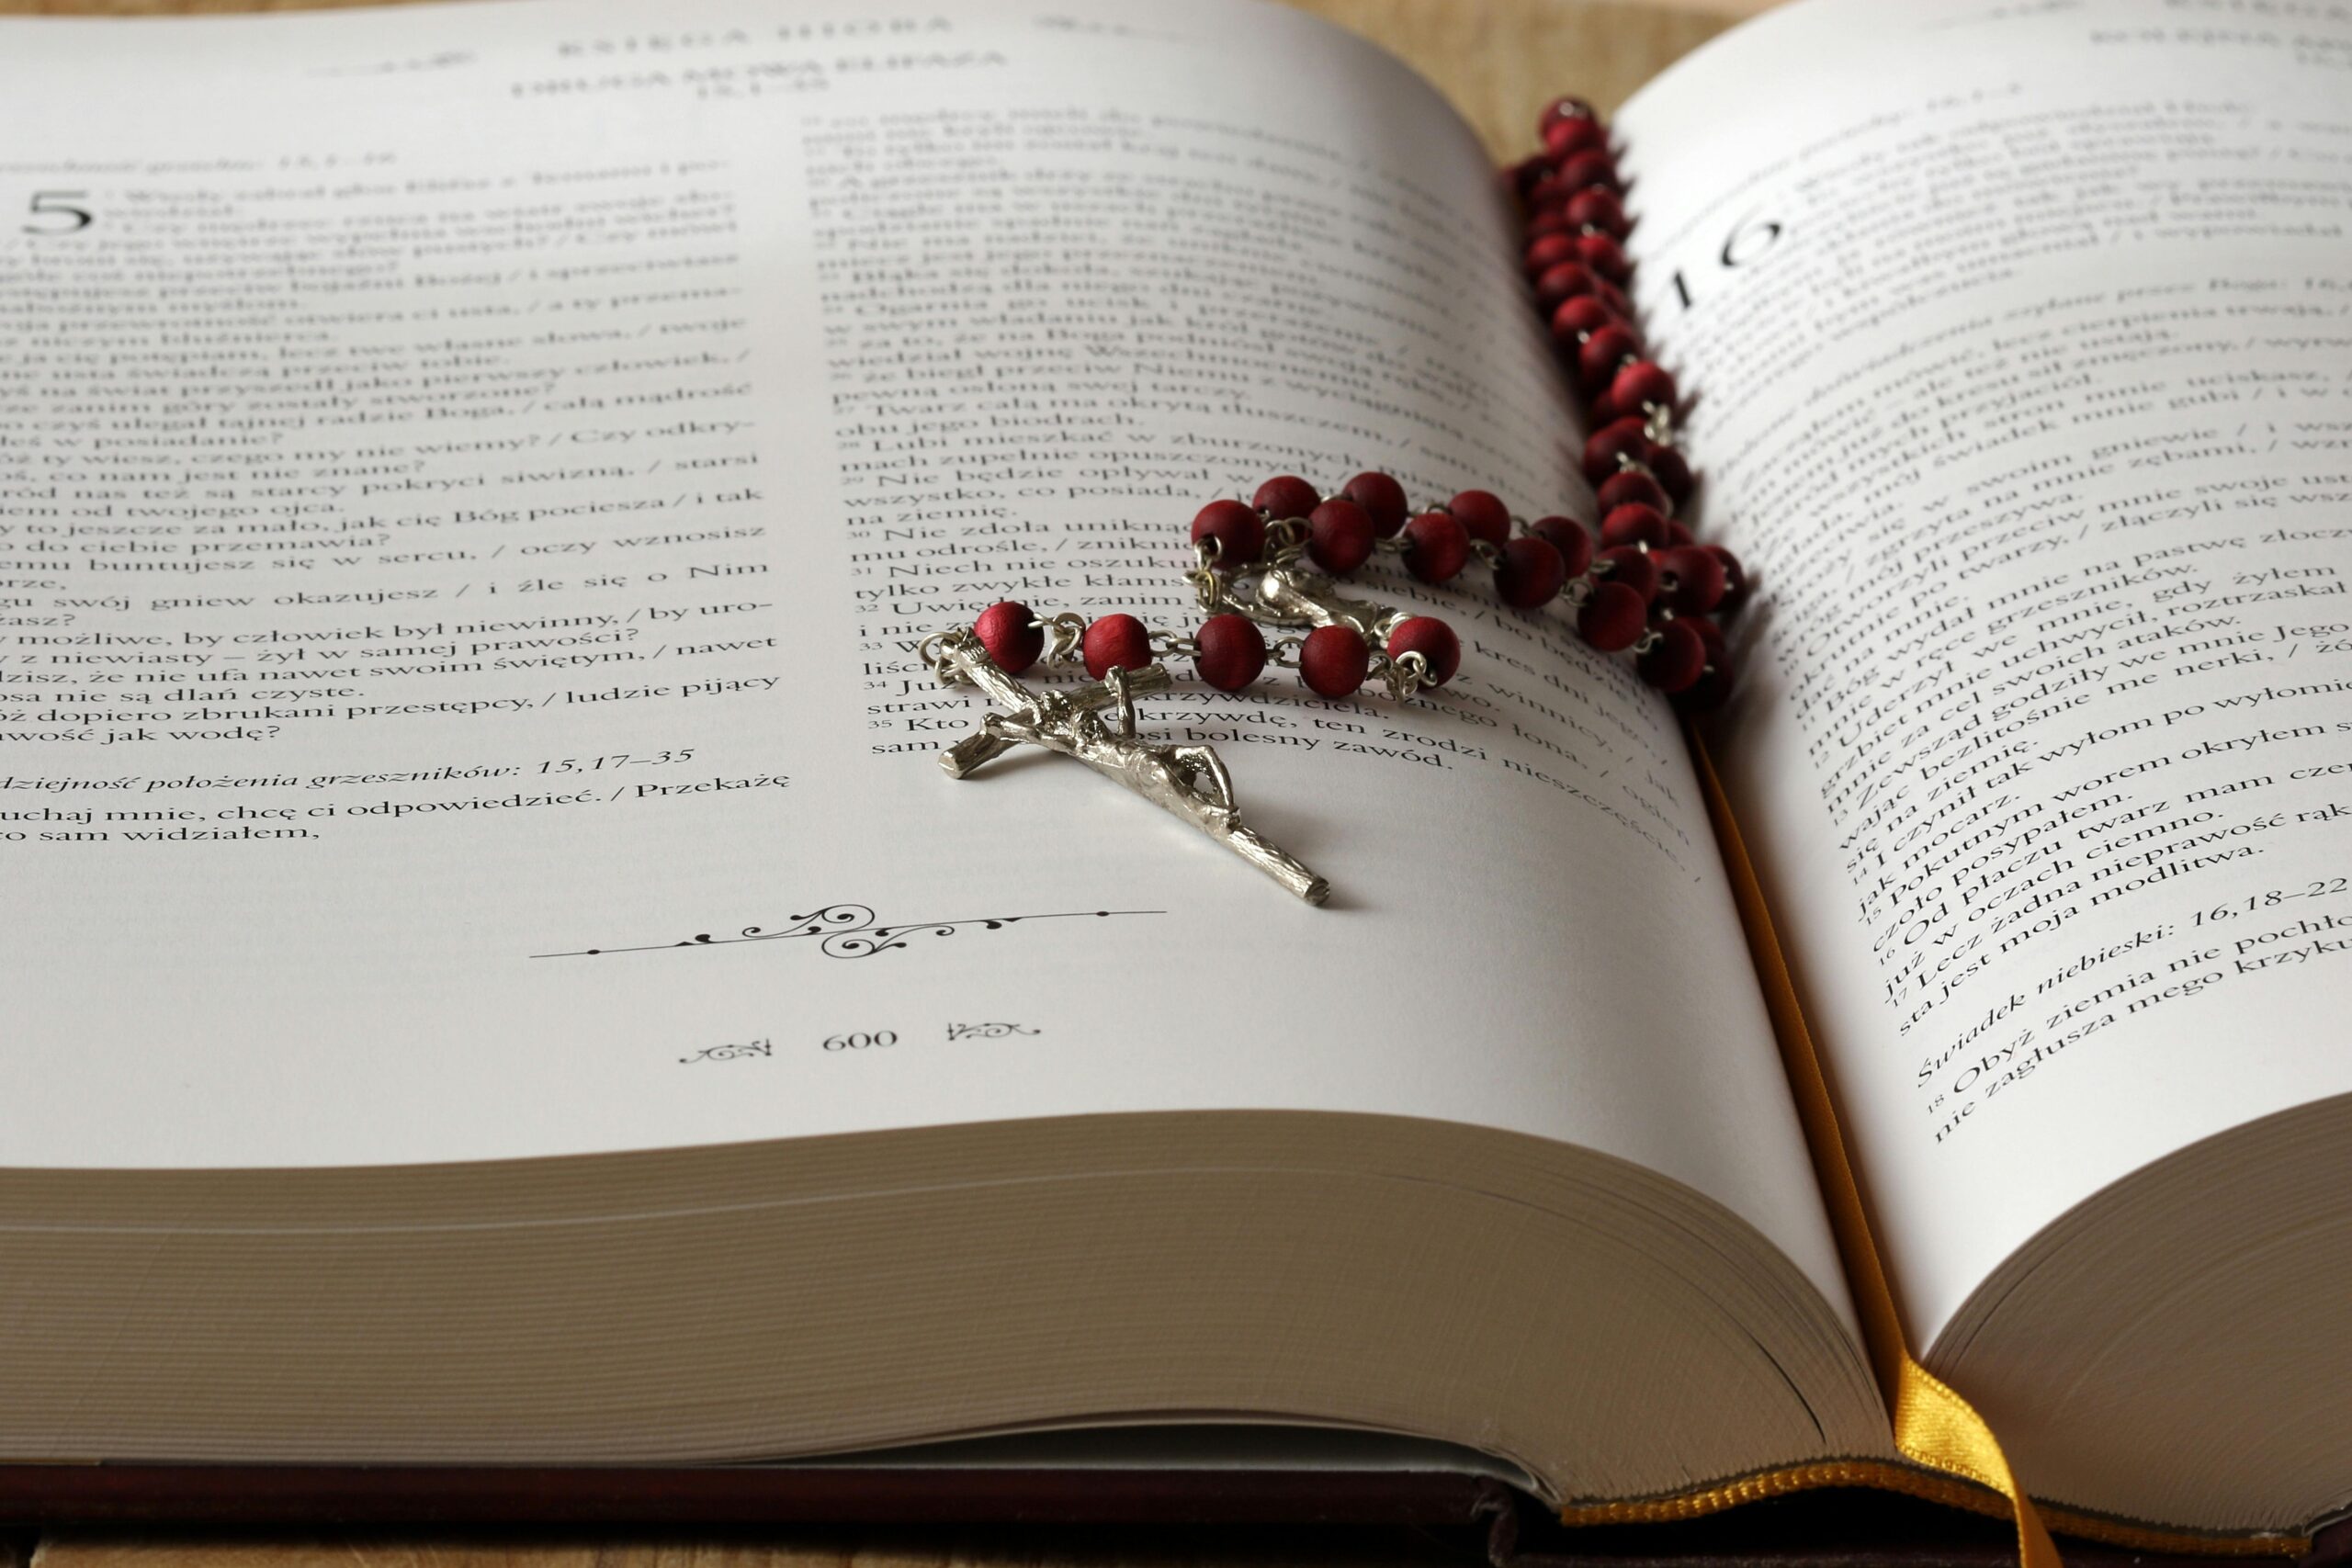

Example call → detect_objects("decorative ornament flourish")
534 905 1161 961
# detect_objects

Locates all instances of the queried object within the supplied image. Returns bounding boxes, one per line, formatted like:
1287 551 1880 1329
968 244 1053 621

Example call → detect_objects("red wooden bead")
1577 581 1647 651
1252 474 1320 523
1558 150 1619 192
1598 543 1659 602
1494 536 1567 609
1528 514 1593 579
1523 232 1579 274
1656 544 1728 614
1709 546 1750 615
1566 187 1628 238
1525 173 1578 212
1596 277 1634 317
1081 614 1153 680
1535 262 1599 310
1578 324 1640 394
1600 503 1671 550
1610 359 1677 413
1307 498 1375 574
1583 416 1654 487
1637 618 1708 694
1647 445 1694 506
1194 613 1267 692
1190 498 1265 567
1684 615 1726 667
1386 615 1462 685
1403 510 1471 583
1541 95 1596 127
1575 231 1632 283
1299 624 1372 698
1544 115 1608 159
1675 643 1738 712
1510 155 1550 199
1665 519 1696 547
1550 295 1623 344
973 601 1044 675
1448 489 1512 547
1340 470 1410 536
1597 468 1669 516
1593 363 1660 424
1525 209 1577 241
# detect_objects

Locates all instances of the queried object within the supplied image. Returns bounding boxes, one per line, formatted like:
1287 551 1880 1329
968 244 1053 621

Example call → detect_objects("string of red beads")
968 571 1461 708
966 448 1746 707
960 104 1753 714
1178 466 1743 703
970 471 1474 705
1513 94 1751 710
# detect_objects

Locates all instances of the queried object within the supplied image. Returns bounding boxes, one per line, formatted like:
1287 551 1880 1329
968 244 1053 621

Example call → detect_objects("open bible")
4 0 2349 1555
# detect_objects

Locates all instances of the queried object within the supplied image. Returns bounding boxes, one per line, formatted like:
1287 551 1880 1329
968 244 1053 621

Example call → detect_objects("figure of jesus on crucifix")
928 627 1329 905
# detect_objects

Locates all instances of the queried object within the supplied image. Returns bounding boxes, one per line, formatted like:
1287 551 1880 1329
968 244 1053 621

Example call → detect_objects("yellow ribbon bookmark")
1552 747 2304 1568
1712 733 2060 1568
1678 737 2314 1562
1682 739 2054 1568
1553 742 2310 1562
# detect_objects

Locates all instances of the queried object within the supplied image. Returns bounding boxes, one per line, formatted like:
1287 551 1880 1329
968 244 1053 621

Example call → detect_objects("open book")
5 0 2348 1553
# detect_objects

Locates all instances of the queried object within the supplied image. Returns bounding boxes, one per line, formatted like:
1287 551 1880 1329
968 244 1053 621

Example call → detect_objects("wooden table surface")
0 0 1752 1564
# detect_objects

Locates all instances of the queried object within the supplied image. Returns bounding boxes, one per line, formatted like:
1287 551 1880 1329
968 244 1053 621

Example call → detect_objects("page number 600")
24 192 95 235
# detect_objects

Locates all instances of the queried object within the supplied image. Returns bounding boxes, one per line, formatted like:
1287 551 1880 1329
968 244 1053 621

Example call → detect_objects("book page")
0 0 1852 1312
1614 0 2352 1340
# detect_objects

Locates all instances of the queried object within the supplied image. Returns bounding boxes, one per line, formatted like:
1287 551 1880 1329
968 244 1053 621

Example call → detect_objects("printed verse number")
1668 210 1783 310
24 192 94 235
821 1030 897 1052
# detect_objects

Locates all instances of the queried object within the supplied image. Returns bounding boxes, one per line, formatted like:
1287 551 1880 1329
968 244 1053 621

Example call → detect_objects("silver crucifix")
928 628 1329 905
1229 560 1409 644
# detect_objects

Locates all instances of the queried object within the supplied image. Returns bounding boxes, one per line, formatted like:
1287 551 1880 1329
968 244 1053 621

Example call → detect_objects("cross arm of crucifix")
924 629 1328 905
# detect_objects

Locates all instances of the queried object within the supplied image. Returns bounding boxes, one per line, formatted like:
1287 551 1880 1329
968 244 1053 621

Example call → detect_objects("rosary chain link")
1262 516 1310 565
1183 537 1227 615
1034 611 1089 667
918 631 966 687
1378 649 1433 702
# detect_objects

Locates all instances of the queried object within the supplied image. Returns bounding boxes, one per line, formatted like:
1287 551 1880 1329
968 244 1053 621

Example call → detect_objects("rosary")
919 97 1746 904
